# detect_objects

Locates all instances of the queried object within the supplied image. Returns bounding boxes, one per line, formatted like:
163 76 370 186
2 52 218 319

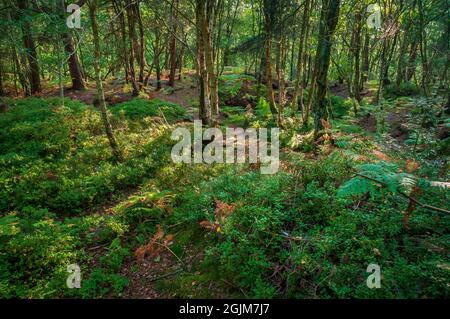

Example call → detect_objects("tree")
88 0 122 160
262 0 279 116
125 0 140 96
195 0 220 124
291 0 312 116
312 0 341 138
17 0 41 94
0 47 4 96
168 0 179 87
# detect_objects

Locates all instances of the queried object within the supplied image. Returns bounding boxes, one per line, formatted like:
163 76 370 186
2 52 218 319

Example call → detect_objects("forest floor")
1 72 448 299
82 77 448 298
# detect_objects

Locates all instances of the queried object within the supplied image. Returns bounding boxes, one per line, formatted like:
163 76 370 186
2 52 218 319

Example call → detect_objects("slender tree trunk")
221 0 240 75
201 0 219 120
312 0 341 138
89 0 122 161
135 1 146 84
178 46 184 81
168 0 179 87
376 36 389 104
13 45 30 96
196 0 212 124
406 40 418 81
445 91 450 115
156 55 162 90
291 0 311 114
59 0 85 90
352 4 363 107
262 3 278 116
126 0 139 96
0 55 4 96
360 30 370 90
276 36 286 109
418 0 430 96
395 33 409 89
113 0 129 83
62 32 86 90
264 31 277 115
18 0 41 94
153 26 162 90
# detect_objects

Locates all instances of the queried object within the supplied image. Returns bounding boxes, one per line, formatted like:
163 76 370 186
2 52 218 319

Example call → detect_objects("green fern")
338 162 419 198
337 176 378 198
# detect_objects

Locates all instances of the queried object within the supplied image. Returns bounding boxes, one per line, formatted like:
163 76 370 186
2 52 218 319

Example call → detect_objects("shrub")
384 82 420 98
0 210 81 298
111 98 187 123
255 97 272 120
330 95 352 118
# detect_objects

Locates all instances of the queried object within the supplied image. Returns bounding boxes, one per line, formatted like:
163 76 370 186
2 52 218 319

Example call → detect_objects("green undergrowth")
111 98 188 123
0 94 448 299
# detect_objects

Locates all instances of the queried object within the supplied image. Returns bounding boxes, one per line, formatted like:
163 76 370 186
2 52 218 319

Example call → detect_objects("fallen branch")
147 269 183 282
87 243 109 251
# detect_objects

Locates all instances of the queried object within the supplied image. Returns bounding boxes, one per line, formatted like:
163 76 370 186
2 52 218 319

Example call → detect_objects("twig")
87 243 109 251
158 107 170 126
153 242 184 265
147 269 183 282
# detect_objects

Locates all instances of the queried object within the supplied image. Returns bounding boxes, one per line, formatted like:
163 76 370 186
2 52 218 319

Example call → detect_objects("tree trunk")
178 46 184 81
62 32 86 90
152 26 162 90
125 0 140 96
262 2 278 115
12 46 30 96
200 0 219 121
113 0 130 83
135 1 146 84
168 0 179 87
0 49 4 96
312 0 341 138
196 0 212 124
89 0 122 161
291 0 311 114
352 4 363 107
376 36 389 104
276 36 287 109
156 56 162 90
445 91 450 115
418 0 430 96
406 40 418 81
395 33 409 89
360 30 370 90
18 0 41 94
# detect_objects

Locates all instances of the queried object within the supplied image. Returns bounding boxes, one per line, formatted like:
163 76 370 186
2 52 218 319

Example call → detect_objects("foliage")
337 162 419 199
330 95 353 118
111 98 187 123
0 209 80 298
254 97 272 120
384 82 421 98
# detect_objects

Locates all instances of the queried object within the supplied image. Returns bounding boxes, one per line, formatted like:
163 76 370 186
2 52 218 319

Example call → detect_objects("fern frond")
337 177 377 198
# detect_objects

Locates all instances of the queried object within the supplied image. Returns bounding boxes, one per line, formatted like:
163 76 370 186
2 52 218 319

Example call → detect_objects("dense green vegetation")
1 90 448 298
0 0 448 299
